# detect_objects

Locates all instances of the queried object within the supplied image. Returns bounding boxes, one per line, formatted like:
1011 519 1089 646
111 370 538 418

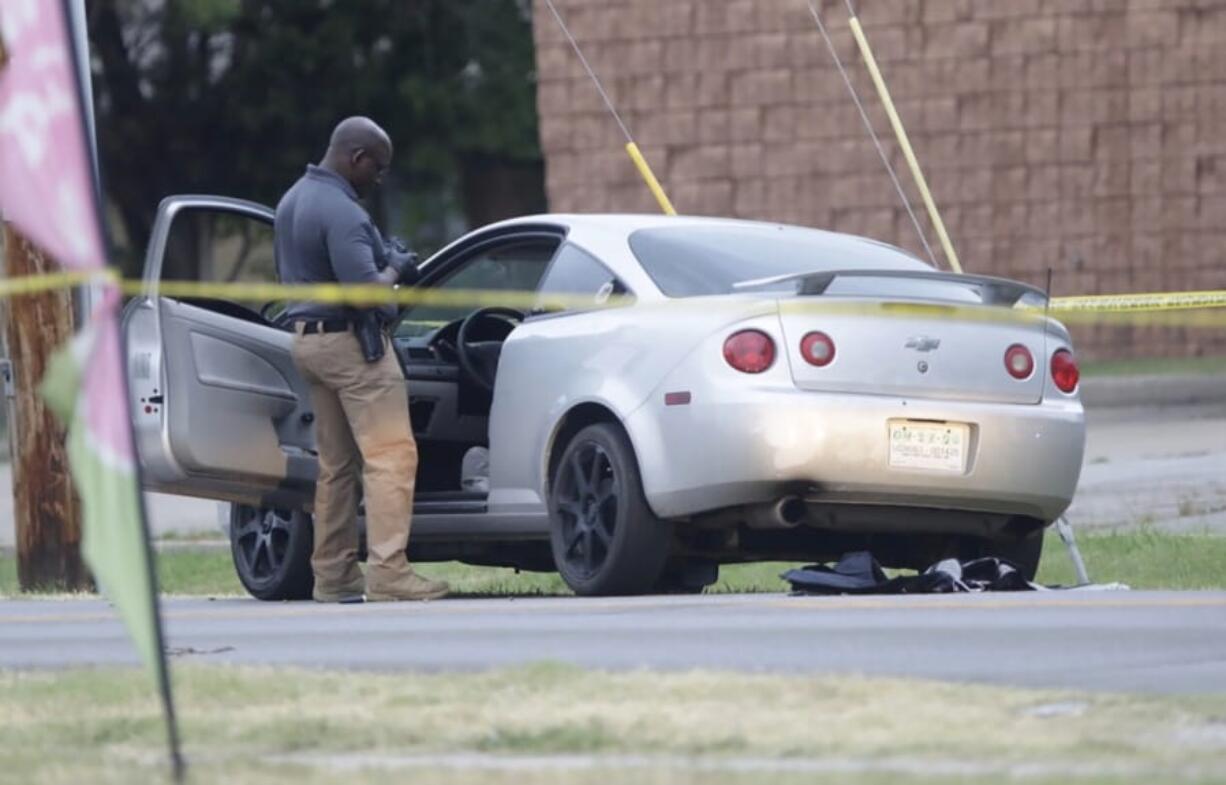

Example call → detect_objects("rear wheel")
548 423 672 595
230 505 314 600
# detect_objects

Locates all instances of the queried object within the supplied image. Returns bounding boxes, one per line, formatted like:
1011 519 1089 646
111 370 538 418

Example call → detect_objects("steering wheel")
456 307 525 392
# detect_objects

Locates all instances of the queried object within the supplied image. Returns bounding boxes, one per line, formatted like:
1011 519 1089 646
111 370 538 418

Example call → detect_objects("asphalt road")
3 592 1224 694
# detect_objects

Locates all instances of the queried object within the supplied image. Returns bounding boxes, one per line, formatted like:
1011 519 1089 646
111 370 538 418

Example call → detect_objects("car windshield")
629 224 953 298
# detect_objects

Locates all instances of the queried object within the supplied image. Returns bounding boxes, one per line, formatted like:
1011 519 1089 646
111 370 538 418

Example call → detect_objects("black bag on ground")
782 551 1036 595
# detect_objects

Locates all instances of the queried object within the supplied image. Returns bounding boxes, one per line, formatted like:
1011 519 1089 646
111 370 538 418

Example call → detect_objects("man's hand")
388 249 421 286
386 237 422 286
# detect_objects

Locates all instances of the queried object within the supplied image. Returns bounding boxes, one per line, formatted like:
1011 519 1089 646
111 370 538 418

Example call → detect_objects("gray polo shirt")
274 164 392 321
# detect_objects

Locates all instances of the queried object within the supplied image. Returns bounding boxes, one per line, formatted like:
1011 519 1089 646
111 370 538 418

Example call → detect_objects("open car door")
122 195 317 510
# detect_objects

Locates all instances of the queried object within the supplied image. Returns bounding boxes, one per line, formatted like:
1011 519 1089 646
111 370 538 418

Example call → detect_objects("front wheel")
548 423 672 595
230 504 314 600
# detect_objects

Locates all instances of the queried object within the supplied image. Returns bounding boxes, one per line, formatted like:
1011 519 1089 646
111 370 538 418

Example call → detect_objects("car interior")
389 239 560 497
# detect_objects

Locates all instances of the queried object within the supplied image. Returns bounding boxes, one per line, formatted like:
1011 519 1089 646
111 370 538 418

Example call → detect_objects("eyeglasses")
355 148 391 176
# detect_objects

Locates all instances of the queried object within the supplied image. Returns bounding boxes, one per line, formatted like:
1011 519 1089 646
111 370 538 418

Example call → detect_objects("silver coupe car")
123 195 1086 598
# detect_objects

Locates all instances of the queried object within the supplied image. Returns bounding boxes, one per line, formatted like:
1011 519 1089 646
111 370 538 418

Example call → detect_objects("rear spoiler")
732 268 1047 307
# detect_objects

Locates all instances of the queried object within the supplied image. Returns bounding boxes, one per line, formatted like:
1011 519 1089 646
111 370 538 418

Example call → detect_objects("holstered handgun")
352 309 386 363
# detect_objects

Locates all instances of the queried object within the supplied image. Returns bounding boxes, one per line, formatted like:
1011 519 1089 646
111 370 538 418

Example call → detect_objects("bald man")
275 116 448 603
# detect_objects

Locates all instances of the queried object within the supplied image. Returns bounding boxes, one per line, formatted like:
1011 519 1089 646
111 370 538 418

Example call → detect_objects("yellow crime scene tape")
0 268 1223 328
0 268 116 297
1048 290 1226 312
0 268 595 311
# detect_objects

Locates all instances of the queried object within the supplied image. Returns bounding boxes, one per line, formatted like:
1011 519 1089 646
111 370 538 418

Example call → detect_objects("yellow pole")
625 142 677 216
540 0 677 215
847 17 962 274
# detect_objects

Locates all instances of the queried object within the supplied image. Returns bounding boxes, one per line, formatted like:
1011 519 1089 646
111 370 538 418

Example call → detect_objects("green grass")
1038 530 1226 590
157 547 245 595
0 546 245 597
1 663 1224 785
156 529 230 542
426 561 570 596
0 549 14 593
2 530 1224 598
1080 355 1226 377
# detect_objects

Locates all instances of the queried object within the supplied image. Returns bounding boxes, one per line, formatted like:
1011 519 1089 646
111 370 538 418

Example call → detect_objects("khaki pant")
291 327 418 590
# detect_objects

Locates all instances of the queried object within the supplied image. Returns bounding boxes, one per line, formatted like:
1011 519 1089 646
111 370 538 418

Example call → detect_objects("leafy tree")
88 0 545 275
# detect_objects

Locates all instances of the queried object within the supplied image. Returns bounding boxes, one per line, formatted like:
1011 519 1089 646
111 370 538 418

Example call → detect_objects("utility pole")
1 223 89 592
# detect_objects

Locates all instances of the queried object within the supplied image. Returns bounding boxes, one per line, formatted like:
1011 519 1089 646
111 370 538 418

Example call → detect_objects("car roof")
485 212 904 246
494 213 926 262
441 213 933 302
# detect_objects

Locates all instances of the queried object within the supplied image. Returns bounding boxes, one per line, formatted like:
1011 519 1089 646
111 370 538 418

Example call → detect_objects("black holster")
352 310 386 363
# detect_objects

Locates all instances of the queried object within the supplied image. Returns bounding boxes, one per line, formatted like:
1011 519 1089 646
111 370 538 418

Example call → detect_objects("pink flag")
0 0 131 463
1 3 182 776
0 0 105 271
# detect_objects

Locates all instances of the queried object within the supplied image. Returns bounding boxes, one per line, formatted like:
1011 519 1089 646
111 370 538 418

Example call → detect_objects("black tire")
548 423 672 596
980 530 1044 582
229 504 314 600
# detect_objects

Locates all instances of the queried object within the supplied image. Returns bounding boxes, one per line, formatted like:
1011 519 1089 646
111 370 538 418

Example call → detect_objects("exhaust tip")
777 496 807 527
746 496 807 529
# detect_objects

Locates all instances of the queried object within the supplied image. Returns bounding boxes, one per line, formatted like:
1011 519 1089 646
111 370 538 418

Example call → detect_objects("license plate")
888 420 970 473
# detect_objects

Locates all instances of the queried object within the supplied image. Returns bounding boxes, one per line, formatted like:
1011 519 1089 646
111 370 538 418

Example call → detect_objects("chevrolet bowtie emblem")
905 336 941 352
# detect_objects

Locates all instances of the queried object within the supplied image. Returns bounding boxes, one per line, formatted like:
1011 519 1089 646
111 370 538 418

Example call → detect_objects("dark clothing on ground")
274 164 394 322
782 551 1036 594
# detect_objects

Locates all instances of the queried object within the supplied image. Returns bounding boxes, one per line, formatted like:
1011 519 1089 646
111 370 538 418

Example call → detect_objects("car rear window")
628 224 932 298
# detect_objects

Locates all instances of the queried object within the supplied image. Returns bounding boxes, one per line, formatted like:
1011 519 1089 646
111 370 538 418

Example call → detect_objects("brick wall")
532 0 1226 359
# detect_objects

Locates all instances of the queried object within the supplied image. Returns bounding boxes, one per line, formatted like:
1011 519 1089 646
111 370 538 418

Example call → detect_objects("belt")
296 319 350 335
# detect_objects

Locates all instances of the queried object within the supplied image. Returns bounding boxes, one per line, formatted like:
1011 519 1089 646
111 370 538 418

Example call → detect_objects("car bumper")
625 387 1085 524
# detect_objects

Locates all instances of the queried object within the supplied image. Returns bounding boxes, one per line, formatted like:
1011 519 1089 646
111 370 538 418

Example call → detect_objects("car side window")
533 243 630 315
396 239 558 337
163 209 277 285
155 205 282 325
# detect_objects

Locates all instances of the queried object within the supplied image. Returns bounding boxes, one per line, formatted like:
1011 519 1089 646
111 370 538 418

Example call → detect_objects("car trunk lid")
752 270 1049 405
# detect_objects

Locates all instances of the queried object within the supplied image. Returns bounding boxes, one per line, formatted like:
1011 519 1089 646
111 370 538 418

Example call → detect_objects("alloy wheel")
233 506 295 581
553 441 619 578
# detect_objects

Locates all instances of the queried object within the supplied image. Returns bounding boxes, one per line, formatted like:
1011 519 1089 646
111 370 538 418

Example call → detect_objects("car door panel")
126 295 317 507
189 331 298 403
161 298 314 485
125 195 317 509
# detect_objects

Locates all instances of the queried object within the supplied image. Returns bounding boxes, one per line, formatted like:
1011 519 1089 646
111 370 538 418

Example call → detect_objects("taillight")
1051 349 1079 393
800 331 836 367
1004 344 1034 380
723 330 775 374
